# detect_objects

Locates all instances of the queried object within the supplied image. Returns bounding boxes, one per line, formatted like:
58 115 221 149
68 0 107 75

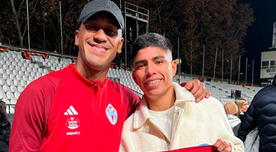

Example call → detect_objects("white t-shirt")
149 106 175 140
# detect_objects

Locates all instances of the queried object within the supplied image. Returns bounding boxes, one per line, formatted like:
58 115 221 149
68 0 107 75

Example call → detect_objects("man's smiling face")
75 12 123 71
132 46 177 97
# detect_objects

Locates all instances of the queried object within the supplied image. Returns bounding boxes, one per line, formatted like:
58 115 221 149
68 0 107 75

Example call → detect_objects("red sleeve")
9 76 57 152
126 90 141 117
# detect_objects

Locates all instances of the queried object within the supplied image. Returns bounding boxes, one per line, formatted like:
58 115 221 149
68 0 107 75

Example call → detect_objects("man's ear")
74 30 80 46
117 38 124 54
171 60 177 77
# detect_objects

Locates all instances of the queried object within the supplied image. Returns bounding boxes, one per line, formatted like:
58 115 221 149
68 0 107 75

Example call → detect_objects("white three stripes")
64 105 78 115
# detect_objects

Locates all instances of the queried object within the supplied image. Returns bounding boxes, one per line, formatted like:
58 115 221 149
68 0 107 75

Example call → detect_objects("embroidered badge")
66 117 80 129
105 104 118 125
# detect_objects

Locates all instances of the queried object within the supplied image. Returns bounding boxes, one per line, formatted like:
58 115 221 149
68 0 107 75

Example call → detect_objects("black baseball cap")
78 0 124 31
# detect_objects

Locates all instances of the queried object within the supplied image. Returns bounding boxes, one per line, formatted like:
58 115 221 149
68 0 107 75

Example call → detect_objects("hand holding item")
214 138 232 152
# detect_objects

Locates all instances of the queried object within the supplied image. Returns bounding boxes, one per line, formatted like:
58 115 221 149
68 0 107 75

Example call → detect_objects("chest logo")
64 105 78 115
105 104 118 125
66 117 80 129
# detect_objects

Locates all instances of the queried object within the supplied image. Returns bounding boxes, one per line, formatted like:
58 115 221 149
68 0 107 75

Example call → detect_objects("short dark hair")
132 33 173 60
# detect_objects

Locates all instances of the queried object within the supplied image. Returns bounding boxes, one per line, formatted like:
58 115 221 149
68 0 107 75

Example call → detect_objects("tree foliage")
129 0 254 79
0 0 253 79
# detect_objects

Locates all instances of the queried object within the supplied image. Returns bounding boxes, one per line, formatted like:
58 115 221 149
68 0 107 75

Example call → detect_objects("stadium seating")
0 49 73 114
0 48 263 115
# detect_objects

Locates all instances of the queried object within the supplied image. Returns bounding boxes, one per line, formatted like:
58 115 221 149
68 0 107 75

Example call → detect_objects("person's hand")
214 138 232 152
184 79 210 102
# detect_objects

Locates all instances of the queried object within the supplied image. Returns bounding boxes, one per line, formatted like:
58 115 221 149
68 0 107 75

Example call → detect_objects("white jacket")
120 83 244 152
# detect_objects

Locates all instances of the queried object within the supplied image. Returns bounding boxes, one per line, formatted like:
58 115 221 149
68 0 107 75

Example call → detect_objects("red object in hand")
180 82 186 87
162 145 218 152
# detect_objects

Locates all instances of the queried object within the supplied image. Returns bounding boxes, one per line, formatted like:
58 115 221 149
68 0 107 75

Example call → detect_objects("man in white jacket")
120 33 244 152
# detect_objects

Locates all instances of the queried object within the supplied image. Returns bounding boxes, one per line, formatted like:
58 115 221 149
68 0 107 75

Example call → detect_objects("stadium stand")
0 48 74 115
0 46 263 117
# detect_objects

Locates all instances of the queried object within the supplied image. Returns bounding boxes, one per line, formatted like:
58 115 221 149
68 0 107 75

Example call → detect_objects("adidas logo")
64 105 78 115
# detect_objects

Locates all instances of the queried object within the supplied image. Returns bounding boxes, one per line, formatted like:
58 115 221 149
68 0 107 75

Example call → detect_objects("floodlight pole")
43 12 47 50
26 0 31 52
245 57 248 84
213 47 218 80
202 44 205 76
230 55 233 82
124 1 127 67
221 49 224 81
59 1 64 55
177 37 181 83
252 59 254 86
238 55 241 83
190 40 193 76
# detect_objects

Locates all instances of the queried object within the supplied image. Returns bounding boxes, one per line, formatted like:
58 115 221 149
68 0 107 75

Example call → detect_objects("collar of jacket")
133 82 195 129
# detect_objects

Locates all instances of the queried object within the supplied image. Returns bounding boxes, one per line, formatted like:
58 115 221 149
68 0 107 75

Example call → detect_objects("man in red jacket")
9 0 209 151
